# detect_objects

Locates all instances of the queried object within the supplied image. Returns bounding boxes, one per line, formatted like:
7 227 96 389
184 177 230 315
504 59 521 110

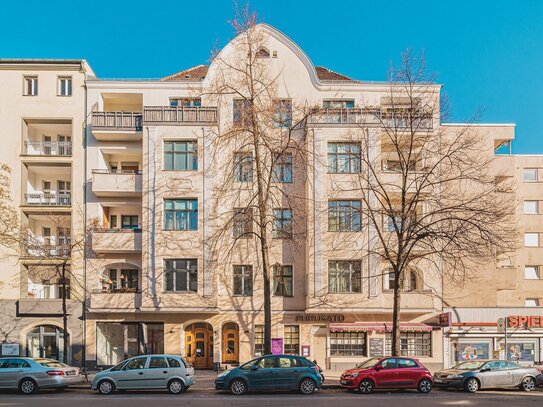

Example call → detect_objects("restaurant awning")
329 322 434 333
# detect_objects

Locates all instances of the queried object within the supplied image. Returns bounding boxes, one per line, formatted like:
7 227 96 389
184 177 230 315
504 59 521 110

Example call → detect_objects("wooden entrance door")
185 323 213 369
222 322 239 364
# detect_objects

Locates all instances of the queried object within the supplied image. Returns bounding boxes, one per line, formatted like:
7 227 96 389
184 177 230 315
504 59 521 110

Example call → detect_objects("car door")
504 361 524 386
274 357 299 389
479 361 511 388
0 359 31 389
250 356 277 390
145 356 170 389
374 358 401 388
396 358 419 387
117 356 148 389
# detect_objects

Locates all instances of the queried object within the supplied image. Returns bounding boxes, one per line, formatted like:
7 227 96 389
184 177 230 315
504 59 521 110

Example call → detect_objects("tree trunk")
391 273 402 356
61 263 68 364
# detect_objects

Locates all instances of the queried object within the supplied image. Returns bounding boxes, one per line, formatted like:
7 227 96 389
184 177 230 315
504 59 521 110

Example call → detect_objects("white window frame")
523 168 538 182
57 76 72 96
524 266 540 280
524 200 539 215
525 298 539 307
23 76 38 96
524 233 540 247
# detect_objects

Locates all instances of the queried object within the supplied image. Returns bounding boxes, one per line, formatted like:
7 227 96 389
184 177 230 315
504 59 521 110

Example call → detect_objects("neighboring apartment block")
0 25 542 371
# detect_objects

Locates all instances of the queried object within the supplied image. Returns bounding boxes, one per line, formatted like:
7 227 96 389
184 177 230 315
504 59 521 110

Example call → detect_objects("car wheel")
299 378 317 395
417 378 432 393
358 379 374 394
521 376 536 392
98 379 115 395
230 379 247 395
168 379 186 394
19 378 38 395
463 378 479 393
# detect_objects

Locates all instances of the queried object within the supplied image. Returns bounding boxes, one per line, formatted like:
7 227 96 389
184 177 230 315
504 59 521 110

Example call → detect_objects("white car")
0 357 83 394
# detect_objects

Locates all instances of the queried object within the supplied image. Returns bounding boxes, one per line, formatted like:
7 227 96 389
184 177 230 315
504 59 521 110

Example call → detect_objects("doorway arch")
26 325 66 361
184 322 213 369
222 322 239 364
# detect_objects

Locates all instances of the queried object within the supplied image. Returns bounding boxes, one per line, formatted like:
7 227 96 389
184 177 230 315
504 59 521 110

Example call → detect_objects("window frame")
233 208 253 239
233 265 253 296
273 99 293 128
523 168 538 182
328 260 362 293
272 265 294 297
327 142 361 174
57 76 72 97
23 75 38 96
233 152 254 182
283 325 300 355
163 198 198 231
272 153 293 183
272 208 293 239
163 259 198 293
328 200 362 232
524 200 539 215
163 140 198 171
385 331 432 357
254 324 264 356
524 265 540 280
330 331 367 356
524 233 540 247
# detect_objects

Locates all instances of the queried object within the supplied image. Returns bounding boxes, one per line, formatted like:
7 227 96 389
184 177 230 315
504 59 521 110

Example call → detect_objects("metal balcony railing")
309 108 433 129
24 193 71 206
23 244 71 257
24 141 72 156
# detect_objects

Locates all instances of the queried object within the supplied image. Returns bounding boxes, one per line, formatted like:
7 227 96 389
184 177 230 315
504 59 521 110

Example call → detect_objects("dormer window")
256 47 270 58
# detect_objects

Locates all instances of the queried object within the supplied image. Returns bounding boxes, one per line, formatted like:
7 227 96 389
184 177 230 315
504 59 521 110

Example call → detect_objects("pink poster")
271 338 283 354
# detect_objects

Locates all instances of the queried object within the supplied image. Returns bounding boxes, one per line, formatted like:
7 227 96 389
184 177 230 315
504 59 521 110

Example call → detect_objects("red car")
340 357 433 394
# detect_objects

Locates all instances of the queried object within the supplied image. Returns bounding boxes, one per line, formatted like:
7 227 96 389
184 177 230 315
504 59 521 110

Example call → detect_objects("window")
164 259 198 292
0 359 31 368
323 100 354 109
24 76 38 96
383 269 420 292
284 325 299 355
273 265 293 297
385 213 403 232
526 298 539 307
233 99 252 126
328 260 362 293
167 357 181 368
330 332 366 356
256 47 270 58
233 208 253 239
327 142 361 173
523 168 538 182
525 266 540 280
170 98 201 107
254 325 264 355
233 265 253 296
272 153 293 183
397 358 418 368
125 357 147 370
121 215 139 230
525 233 540 247
58 76 72 96
234 152 253 182
148 357 168 368
328 200 361 231
524 201 539 214
273 99 292 128
164 199 198 230
107 268 139 291
385 332 431 357
272 209 293 238
164 141 198 171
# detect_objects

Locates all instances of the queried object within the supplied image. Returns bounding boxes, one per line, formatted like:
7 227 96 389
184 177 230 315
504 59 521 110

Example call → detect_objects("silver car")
434 359 543 393
91 354 195 395
0 357 83 394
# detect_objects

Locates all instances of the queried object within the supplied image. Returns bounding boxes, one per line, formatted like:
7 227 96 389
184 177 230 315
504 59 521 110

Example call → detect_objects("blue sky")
1 0 541 153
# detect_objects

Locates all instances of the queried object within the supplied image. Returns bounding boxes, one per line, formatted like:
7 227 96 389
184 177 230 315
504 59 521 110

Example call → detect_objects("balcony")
91 229 142 253
89 290 142 310
24 141 72 156
22 243 70 259
22 193 71 212
309 108 433 129
17 298 65 315
91 112 143 141
144 106 218 125
91 170 142 197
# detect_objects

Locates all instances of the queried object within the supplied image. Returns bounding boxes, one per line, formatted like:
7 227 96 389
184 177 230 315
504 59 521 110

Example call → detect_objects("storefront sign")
271 338 283 354
439 312 452 327
295 314 345 323
1 343 19 356
369 338 384 357
301 345 310 357
508 316 543 328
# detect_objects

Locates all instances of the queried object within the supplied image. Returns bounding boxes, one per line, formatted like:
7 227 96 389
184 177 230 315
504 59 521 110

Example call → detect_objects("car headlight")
217 371 229 378
447 374 463 379
351 373 359 378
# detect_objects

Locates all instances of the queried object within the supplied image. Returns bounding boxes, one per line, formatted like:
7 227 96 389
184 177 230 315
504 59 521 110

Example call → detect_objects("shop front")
443 308 543 368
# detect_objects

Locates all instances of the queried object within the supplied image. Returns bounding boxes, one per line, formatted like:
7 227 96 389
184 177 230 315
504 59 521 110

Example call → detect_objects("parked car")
91 354 194 395
340 357 433 394
0 357 83 394
434 360 543 393
215 354 322 395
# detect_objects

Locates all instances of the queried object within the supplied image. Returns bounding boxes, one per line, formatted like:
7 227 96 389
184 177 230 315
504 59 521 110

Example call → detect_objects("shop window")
385 332 431 357
330 332 366 356
452 342 490 362
254 325 264 356
284 325 299 355
503 342 536 362
328 260 362 293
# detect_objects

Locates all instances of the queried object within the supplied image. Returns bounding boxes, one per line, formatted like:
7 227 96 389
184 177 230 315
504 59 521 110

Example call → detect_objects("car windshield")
110 361 127 371
454 361 487 370
239 358 260 370
355 358 380 369
36 359 69 368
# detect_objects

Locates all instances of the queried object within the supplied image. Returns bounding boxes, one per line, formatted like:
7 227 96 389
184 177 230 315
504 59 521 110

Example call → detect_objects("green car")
215 354 323 395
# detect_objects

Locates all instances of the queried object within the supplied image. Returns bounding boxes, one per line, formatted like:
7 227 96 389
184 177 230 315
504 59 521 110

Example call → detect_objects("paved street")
0 388 542 406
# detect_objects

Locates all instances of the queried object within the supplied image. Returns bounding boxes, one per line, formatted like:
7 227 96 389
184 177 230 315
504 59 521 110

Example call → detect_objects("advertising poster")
271 338 283 354
453 343 489 361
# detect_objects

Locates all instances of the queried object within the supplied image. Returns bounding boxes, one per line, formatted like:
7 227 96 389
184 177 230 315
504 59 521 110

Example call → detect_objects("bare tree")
328 50 518 356
0 164 19 251
204 7 315 355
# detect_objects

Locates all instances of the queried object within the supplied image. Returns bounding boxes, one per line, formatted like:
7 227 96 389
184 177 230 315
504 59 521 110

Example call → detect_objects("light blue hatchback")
91 354 194 395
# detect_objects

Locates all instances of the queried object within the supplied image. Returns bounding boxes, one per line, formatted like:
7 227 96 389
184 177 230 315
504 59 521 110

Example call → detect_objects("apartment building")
0 59 92 364
0 24 541 371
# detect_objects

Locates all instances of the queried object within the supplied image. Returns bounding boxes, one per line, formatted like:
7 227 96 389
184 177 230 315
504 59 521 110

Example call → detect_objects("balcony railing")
91 170 142 195
24 141 72 156
23 244 71 258
91 229 142 253
309 108 433 129
24 193 71 206
91 111 143 130
144 106 218 124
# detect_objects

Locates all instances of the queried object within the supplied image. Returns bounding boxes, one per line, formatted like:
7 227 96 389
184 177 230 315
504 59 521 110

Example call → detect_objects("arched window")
383 268 422 292
256 47 270 58
27 325 65 361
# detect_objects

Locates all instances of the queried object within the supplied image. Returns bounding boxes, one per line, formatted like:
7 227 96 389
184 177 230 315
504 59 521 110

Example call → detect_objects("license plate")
66 371 76 376
340 380 348 385
434 378 442 383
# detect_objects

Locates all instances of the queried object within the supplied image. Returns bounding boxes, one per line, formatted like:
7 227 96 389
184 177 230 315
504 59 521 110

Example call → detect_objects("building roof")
161 64 355 82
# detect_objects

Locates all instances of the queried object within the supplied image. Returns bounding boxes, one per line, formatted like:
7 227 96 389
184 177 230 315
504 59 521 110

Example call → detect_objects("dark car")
434 360 543 393
340 357 433 394
214 354 322 395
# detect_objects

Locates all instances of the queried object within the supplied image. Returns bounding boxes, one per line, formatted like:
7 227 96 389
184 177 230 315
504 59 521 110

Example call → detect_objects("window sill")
162 229 199 232
162 291 199 294
232 294 253 297
327 291 363 294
